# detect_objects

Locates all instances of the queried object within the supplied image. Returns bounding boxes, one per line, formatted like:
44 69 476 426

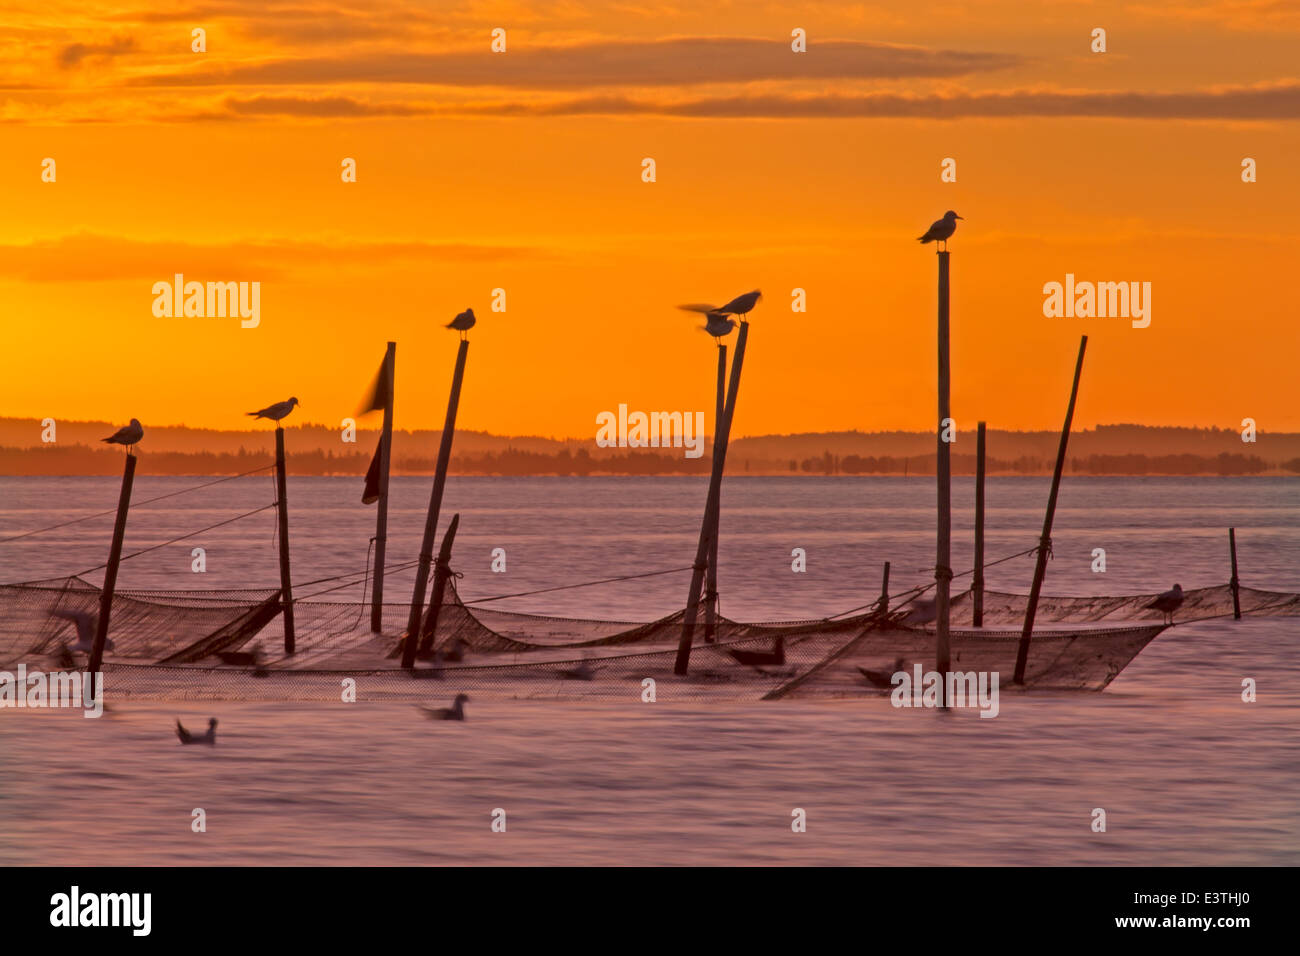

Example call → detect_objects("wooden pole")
1013 335 1087 684
877 561 891 616
403 339 469 669
935 250 953 706
86 452 136 698
275 426 296 654
675 321 749 675
973 420 987 627
370 341 396 633
417 513 461 655
1229 527 1242 620
703 343 726 644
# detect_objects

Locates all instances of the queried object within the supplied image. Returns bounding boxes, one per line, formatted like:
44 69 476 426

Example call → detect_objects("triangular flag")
358 356 389 416
362 436 384 504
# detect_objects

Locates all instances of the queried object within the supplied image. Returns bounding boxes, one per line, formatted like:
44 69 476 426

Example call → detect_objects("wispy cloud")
0 234 549 282
127 37 1023 89
58 35 138 70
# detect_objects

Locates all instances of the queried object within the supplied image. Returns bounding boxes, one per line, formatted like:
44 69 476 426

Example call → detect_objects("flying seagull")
678 289 763 320
446 308 476 340
50 607 114 653
246 397 300 422
700 312 737 343
918 211 963 250
1144 583 1185 624
420 694 469 721
101 419 143 453
176 717 217 745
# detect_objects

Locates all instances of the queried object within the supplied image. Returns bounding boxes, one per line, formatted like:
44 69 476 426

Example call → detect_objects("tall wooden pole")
703 343 726 644
403 339 469 669
935 250 953 706
877 561 891 616
370 341 396 633
1013 335 1087 684
675 321 749 675
86 452 136 698
1228 527 1242 620
417 513 461 655
275 426 296 654
973 420 987 627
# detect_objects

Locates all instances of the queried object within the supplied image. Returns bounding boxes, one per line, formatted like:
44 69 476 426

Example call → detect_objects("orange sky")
1 0 1298 438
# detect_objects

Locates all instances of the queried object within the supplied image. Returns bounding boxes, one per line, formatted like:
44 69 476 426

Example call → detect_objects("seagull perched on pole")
446 308 476 340
101 419 143 453
918 211 963 250
700 312 736 343
1143 583 1185 624
246 397 300 422
678 289 762 321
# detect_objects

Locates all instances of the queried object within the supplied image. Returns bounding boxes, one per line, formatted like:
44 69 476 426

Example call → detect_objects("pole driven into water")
973 420 987 627
1228 528 1242 620
675 321 749 675
86 452 136 697
877 561 891 617
1013 335 1088 684
418 513 461 656
935 250 953 706
403 338 469 669
370 341 396 633
275 426 296 654
703 343 727 644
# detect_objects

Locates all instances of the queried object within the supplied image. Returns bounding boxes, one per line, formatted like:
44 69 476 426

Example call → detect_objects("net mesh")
1 575 1294 701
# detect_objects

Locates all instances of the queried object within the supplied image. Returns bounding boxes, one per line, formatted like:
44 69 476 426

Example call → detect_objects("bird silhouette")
700 312 737 343
101 419 143 453
176 717 217 745
918 211 963 250
901 596 938 626
1144 584 1185 624
246 397 299 422
728 636 784 668
858 657 907 689
557 657 598 680
50 607 114 653
446 308 476 340
421 694 469 720
678 289 762 320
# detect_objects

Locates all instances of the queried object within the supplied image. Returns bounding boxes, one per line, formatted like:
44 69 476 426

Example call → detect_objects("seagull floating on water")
421 694 469 720
176 717 217 745
917 211 963 250
858 657 907 689
1144 583 1184 624
101 419 143 453
246 397 300 422
446 308 476 340
50 607 114 653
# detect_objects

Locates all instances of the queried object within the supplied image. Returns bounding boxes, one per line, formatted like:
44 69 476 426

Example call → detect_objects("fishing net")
0 574 1294 701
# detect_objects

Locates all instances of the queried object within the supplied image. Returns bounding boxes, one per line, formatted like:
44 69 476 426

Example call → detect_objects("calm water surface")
1 476 1297 864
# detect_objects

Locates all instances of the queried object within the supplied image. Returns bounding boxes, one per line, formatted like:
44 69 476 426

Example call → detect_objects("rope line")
461 565 695 605
0 465 275 545
73 503 277 575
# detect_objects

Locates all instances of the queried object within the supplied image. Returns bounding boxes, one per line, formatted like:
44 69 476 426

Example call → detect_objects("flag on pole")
362 436 384 504
359 351 391 504
358 356 390 416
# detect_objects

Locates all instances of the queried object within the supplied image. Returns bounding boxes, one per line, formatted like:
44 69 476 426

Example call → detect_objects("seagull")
1144 583 1185 624
901 596 938 626
433 637 468 664
101 419 143 453
420 694 469 720
446 308 476 340
50 607 114 653
917 211 963 250
700 312 737 343
246 397 300 422
728 636 785 668
678 289 762 321
176 717 217 745
557 657 598 681
858 657 907 689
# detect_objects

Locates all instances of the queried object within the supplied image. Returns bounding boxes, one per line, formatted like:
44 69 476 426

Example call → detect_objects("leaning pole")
675 321 749 675
703 342 726 644
86 452 137 698
402 339 469 669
